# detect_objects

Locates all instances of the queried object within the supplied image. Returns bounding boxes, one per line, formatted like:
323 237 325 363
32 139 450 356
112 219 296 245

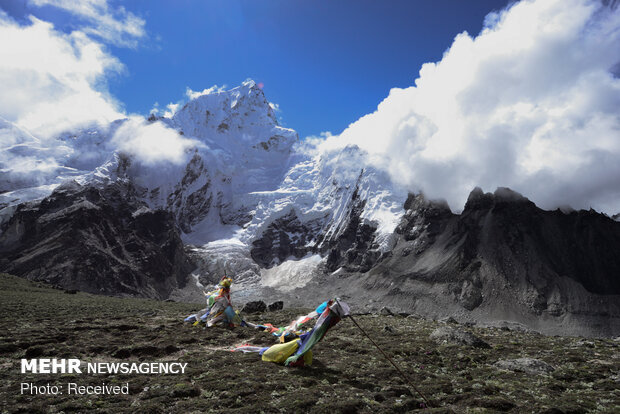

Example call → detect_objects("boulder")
494 358 554 375
242 301 267 313
268 301 284 311
439 316 458 324
430 326 490 348
493 320 538 334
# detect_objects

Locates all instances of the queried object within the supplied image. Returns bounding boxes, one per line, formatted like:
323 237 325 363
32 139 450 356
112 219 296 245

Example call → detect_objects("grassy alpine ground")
0 273 618 414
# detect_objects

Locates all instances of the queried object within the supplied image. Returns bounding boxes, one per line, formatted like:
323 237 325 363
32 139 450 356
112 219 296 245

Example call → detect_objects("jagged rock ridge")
341 187 620 336
0 180 193 299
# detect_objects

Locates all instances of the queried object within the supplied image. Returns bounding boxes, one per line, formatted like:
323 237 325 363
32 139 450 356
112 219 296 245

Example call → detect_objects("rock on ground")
430 326 491 348
242 300 267 313
268 301 283 311
439 316 458 324
494 358 555 375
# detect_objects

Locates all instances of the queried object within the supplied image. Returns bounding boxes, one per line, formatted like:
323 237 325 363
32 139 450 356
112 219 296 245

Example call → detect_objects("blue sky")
1 0 512 138
1 0 619 213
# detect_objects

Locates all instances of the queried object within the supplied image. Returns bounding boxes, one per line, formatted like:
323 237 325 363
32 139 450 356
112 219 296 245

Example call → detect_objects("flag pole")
335 299 433 408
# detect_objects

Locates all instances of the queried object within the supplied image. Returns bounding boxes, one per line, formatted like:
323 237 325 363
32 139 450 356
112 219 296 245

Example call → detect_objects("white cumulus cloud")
0 11 125 139
111 117 200 165
321 0 620 214
0 0 195 193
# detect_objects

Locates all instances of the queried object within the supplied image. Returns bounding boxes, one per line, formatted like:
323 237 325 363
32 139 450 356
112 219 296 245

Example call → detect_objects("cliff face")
250 182 385 274
344 187 620 336
455 187 620 296
0 181 194 299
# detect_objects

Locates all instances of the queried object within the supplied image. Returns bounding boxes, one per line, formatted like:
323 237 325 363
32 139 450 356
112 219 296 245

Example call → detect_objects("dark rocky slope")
273 187 620 337
0 181 193 299
376 188 620 336
250 179 384 273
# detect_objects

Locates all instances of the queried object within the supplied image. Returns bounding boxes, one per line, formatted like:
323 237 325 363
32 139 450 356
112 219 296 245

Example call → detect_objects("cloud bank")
321 0 620 213
0 1 195 193
0 9 125 139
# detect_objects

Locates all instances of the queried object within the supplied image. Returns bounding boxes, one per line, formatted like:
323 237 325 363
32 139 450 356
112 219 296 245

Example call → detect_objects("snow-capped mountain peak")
169 79 294 151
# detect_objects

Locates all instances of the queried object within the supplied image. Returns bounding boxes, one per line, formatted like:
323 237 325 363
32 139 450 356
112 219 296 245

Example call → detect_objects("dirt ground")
0 273 618 413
